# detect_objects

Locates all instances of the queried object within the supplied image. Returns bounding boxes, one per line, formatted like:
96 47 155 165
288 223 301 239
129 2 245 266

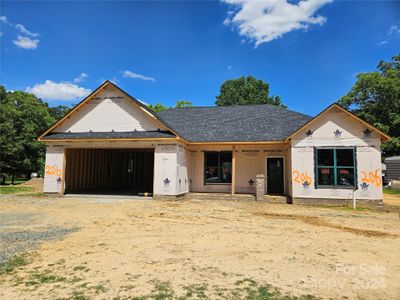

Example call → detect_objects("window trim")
314 147 357 189
203 151 232 185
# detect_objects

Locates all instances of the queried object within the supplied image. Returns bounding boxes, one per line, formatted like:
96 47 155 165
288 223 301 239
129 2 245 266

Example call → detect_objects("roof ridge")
160 103 312 118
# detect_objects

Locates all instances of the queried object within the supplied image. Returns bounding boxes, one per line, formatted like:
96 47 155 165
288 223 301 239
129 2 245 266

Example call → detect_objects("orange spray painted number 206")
361 169 381 187
45 165 62 177
293 170 312 185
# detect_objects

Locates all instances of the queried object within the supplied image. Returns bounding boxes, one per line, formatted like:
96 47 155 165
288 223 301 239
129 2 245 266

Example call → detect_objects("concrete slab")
63 194 152 203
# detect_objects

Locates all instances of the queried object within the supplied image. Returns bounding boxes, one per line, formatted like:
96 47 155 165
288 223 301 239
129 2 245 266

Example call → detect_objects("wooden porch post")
231 145 236 195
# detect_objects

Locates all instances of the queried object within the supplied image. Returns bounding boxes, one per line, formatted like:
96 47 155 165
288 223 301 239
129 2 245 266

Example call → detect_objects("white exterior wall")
290 107 383 200
55 86 166 133
43 141 185 196
43 144 65 193
153 143 189 196
176 145 189 195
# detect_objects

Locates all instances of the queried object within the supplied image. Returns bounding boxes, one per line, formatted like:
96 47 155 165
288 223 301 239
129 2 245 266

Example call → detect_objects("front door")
266 157 284 194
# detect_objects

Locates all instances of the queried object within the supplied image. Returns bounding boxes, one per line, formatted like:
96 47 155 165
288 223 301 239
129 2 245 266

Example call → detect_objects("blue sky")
1 0 399 116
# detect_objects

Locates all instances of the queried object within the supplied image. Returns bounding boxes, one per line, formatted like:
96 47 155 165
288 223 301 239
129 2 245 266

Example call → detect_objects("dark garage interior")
65 149 154 195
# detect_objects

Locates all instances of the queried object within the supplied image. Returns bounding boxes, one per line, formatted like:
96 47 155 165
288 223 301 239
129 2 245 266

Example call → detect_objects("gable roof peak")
38 81 183 142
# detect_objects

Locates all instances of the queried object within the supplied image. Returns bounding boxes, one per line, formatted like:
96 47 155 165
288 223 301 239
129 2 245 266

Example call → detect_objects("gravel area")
0 212 41 228
0 227 79 264
0 208 80 264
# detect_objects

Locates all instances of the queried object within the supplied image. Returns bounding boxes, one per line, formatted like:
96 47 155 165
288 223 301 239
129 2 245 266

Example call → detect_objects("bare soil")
19 178 44 192
383 193 400 206
0 195 399 299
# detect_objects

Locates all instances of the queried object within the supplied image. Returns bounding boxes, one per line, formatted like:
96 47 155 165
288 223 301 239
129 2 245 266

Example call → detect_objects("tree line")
0 54 399 183
0 86 71 184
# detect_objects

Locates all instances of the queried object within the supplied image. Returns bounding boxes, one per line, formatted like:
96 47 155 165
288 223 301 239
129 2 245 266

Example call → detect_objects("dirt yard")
0 195 399 300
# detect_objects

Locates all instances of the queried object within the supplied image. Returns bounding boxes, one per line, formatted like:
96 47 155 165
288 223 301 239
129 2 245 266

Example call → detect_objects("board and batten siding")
290 107 383 200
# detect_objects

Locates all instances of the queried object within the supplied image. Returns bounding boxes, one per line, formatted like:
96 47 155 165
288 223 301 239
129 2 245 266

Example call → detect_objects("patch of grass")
70 290 88 300
384 187 400 195
232 278 317 300
126 278 316 300
79 282 89 288
235 278 257 287
91 283 108 294
16 192 44 197
26 270 66 285
70 276 83 283
182 283 208 299
150 280 175 299
0 186 34 194
0 255 29 274
73 265 90 272
120 283 135 291
1 178 29 185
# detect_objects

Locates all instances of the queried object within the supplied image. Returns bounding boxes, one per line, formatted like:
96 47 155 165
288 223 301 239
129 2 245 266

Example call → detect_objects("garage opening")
65 149 154 195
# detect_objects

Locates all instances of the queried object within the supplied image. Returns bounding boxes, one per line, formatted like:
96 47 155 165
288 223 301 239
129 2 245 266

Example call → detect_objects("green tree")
148 103 168 113
0 87 54 183
215 76 285 107
148 100 193 112
338 54 400 157
48 105 71 120
175 100 193 108
0 86 16 184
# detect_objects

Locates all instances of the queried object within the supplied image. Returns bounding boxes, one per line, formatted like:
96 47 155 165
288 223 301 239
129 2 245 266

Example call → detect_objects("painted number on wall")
293 170 312 185
361 169 381 188
45 165 62 177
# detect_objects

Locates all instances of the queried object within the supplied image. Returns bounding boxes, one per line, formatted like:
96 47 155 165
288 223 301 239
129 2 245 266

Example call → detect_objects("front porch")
186 143 292 198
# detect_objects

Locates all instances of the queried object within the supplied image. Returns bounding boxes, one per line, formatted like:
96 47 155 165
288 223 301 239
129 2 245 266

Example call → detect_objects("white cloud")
15 24 40 37
26 80 91 101
13 35 39 49
378 40 388 46
74 72 89 83
1 16 41 50
122 70 155 82
227 65 232 70
388 24 400 36
223 0 332 46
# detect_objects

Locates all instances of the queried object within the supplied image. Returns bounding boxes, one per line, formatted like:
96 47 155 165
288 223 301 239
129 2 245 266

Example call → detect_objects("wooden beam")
61 148 66 195
189 141 288 146
231 145 236 195
39 137 179 142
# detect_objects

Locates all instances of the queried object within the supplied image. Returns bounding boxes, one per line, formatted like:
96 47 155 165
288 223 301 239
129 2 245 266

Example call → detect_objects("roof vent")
305 129 313 137
363 128 372 137
333 129 342 137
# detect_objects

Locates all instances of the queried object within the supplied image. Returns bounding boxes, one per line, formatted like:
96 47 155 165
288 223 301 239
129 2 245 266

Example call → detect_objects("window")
315 148 356 188
204 151 232 184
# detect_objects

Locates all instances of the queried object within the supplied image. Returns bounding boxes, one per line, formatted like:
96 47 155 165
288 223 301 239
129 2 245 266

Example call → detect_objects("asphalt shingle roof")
43 131 175 140
158 104 312 142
